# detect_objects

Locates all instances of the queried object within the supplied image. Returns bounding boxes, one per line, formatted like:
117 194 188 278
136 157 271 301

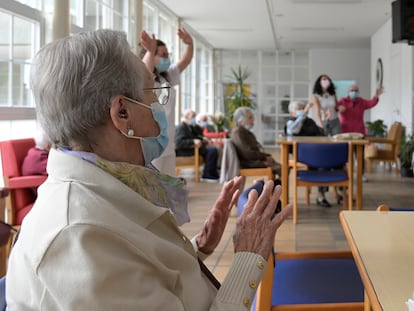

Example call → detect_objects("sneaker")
316 198 331 208
362 175 368 182
201 177 219 183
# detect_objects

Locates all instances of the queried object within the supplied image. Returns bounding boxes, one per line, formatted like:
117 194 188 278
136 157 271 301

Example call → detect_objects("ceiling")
159 0 394 50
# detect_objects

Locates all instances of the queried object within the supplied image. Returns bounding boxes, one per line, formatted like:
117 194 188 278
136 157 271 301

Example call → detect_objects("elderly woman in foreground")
6 30 292 310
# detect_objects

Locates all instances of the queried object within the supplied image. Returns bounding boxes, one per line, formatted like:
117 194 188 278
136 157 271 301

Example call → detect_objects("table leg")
356 145 364 210
280 145 289 208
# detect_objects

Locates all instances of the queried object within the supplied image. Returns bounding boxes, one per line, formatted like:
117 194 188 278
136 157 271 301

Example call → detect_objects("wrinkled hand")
337 105 346 113
233 181 293 259
140 30 157 54
177 28 193 45
196 176 243 254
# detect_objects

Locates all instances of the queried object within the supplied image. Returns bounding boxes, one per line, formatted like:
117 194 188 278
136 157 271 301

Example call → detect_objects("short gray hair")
31 29 144 148
233 107 253 127
288 101 304 113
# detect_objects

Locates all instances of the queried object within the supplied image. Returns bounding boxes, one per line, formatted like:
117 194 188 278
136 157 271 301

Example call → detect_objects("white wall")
309 48 371 99
371 18 413 134
308 48 370 123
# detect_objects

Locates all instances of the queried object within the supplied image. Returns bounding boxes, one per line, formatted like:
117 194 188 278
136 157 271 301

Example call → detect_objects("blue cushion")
271 258 364 305
237 181 265 216
297 143 348 169
297 170 348 183
389 207 414 211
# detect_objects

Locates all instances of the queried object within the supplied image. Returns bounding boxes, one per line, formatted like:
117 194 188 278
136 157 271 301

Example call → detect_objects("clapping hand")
196 176 243 254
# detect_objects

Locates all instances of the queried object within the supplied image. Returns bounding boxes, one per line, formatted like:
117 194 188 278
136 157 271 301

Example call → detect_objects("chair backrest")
0 138 35 179
386 122 403 154
296 142 349 169
0 138 47 225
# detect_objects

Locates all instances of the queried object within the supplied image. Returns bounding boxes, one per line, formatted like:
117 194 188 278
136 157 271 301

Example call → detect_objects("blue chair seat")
272 258 364 306
297 170 348 183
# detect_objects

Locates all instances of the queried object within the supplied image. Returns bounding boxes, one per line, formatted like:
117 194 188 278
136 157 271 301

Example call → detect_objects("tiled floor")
180 153 414 282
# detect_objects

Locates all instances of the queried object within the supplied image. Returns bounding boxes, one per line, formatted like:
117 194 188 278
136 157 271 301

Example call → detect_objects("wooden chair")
254 250 364 311
220 139 274 189
366 122 403 175
175 144 204 182
292 142 353 224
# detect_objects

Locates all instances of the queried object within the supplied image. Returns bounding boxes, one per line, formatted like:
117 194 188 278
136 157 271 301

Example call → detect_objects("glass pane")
293 84 309 99
143 4 156 30
278 51 292 66
13 17 35 61
262 51 276 66
262 99 277 114
85 0 98 30
262 84 276 97
70 0 83 26
278 67 292 81
12 63 32 107
0 62 10 106
295 50 308 65
263 130 276 145
294 67 308 81
277 84 290 98
14 0 41 9
0 11 11 52
262 67 276 81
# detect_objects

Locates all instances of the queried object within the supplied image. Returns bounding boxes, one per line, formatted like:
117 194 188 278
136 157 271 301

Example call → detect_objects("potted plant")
399 134 414 177
225 65 255 126
366 119 387 137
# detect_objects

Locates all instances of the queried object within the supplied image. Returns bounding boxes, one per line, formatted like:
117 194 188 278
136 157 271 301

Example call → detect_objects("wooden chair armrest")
367 137 394 144
7 175 47 189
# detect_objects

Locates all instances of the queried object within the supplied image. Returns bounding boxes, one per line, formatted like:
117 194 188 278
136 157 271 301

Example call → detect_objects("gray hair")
288 101 304 113
233 107 253 127
34 129 51 150
31 29 144 148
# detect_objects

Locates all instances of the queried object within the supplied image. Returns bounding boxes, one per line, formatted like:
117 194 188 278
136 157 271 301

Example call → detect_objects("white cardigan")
6 149 266 310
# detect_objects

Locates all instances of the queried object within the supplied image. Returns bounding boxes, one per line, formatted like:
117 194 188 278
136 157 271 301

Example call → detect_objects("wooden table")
340 210 414 311
277 136 367 210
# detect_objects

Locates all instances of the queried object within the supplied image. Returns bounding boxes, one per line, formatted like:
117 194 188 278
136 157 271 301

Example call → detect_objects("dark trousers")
200 146 219 179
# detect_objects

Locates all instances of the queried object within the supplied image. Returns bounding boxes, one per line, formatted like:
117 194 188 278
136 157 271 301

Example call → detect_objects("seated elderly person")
285 101 331 207
175 109 220 181
21 130 51 176
197 113 228 140
231 107 281 179
285 101 324 136
5 29 293 310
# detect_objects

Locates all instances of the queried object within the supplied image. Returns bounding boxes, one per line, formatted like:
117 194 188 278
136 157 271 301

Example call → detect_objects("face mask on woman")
320 79 330 89
121 99 169 165
155 57 171 73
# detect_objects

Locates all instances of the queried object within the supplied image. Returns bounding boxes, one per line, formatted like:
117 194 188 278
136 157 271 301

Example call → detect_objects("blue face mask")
155 57 171 73
199 121 208 129
349 91 358 100
296 110 305 118
189 118 196 126
121 98 169 166
140 103 169 165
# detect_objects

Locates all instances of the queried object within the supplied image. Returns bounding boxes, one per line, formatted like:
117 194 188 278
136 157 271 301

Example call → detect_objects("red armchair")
0 138 47 226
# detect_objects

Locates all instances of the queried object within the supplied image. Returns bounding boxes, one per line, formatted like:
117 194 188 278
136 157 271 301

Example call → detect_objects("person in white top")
140 28 194 176
311 74 341 136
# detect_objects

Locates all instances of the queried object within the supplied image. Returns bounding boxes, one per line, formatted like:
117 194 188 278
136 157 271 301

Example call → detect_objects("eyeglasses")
144 82 171 105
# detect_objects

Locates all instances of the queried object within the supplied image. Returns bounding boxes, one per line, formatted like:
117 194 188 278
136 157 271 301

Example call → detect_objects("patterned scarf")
62 149 190 225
